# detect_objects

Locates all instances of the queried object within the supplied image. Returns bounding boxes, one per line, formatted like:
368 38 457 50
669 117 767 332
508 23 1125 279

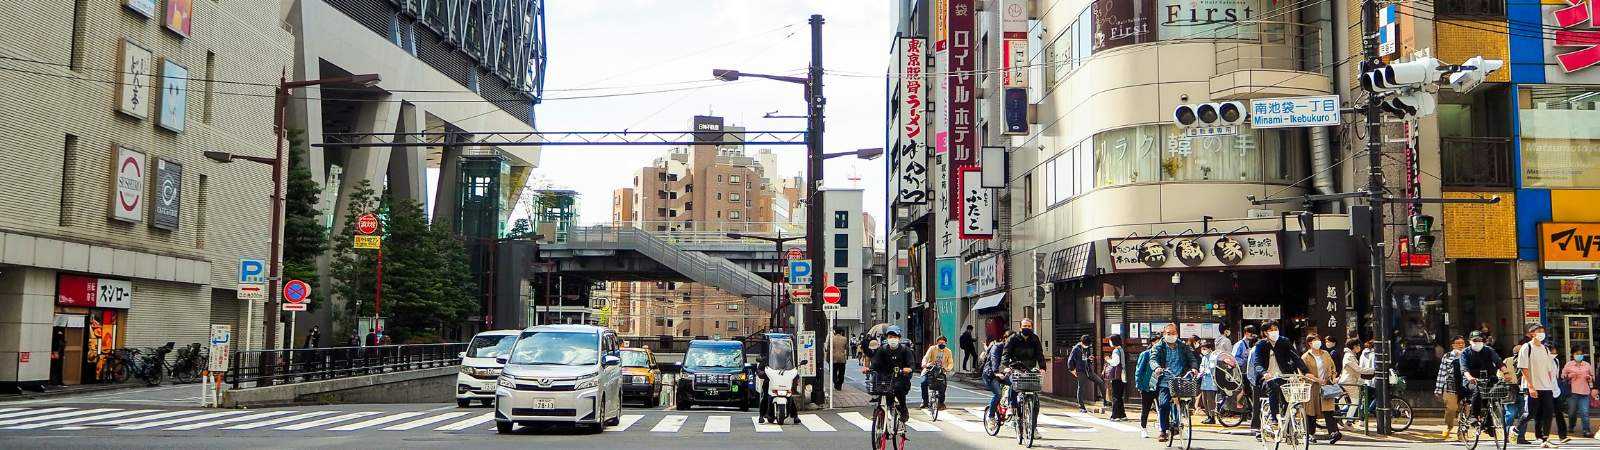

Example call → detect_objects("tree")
282 130 325 312
328 180 382 336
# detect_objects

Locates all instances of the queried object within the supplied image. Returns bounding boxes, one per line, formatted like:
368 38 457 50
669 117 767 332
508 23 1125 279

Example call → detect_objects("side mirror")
458 352 467 359
603 355 621 366
495 355 509 364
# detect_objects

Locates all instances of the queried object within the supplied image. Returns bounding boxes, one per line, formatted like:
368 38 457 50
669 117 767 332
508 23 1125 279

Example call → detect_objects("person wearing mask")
1199 342 1220 425
1107 334 1128 421
867 326 916 427
1067 334 1098 413
920 336 954 410
1302 331 1342 444
1436 336 1467 441
1002 319 1046 415
1359 339 1379 416
1152 324 1198 443
831 328 848 391
982 336 1008 414
960 325 978 373
1563 346 1594 439
1518 324 1561 448
1337 339 1371 420
1460 332 1504 438
1234 324 1261 428
1324 336 1343 374
1134 337 1160 439
1252 321 1309 432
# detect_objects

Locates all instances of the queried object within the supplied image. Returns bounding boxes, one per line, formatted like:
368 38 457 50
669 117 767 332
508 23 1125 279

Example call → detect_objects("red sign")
822 285 842 304
1398 237 1433 269
57 275 99 308
791 287 810 300
356 213 379 235
283 279 310 304
947 0 977 224
786 248 804 260
19 352 29 363
1552 0 1600 73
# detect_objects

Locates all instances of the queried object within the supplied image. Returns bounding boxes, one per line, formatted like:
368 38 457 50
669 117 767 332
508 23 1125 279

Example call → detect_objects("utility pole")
804 13 827 407
1361 0 1394 434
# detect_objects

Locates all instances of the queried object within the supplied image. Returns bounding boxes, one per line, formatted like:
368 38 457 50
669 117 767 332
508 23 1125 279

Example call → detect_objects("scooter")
763 359 805 425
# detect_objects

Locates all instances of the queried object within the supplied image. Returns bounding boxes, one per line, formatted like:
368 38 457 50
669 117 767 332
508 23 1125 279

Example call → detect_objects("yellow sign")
353 235 382 250
1540 222 1600 270
1436 20 1510 83
1442 191 1517 259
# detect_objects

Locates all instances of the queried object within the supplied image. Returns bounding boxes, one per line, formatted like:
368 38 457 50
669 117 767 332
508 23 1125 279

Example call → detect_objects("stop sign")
822 285 841 304
356 213 379 235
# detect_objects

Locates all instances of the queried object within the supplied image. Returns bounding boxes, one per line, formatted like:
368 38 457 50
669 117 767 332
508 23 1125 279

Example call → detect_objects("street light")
204 72 379 386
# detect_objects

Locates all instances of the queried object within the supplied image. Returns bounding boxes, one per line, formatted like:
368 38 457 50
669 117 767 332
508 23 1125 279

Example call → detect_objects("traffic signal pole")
1360 0 1395 434
805 14 828 407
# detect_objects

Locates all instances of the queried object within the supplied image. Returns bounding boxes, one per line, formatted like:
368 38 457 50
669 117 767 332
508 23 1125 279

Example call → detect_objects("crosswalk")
0 404 1146 436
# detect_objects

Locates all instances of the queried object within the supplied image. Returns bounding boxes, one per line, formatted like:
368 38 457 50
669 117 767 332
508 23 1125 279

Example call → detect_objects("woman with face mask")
1563 346 1595 439
1301 332 1341 443
920 336 954 410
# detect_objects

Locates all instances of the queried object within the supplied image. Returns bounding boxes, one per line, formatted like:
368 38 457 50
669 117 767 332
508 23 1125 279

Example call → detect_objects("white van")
456 330 520 407
493 324 623 434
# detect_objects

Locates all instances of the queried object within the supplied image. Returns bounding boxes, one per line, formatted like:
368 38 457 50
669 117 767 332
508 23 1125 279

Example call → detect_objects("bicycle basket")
1012 372 1042 392
1171 377 1201 399
868 377 897 396
1484 381 1514 404
1281 381 1313 405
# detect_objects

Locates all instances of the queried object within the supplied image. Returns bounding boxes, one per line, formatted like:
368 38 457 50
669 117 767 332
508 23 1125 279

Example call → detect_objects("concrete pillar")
330 98 402 236
0 268 56 389
432 142 463 234
389 102 429 207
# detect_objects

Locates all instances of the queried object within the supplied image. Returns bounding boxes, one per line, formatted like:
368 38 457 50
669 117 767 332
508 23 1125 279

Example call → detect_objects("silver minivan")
493 324 623 434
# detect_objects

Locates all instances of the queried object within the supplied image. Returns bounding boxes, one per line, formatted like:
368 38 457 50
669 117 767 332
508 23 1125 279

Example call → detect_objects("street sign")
356 212 379 235
353 235 381 249
798 331 816 377
822 285 842 304
785 248 804 260
823 303 841 311
1250 95 1341 129
237 258 266 300
208 325 231 371
283 279 310 304
791 287 811 302
786 259 811 285
282 303 306 312
1182 125 1239 137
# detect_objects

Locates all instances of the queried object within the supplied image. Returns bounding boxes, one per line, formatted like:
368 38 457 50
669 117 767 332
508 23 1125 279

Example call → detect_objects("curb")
0 382 151 401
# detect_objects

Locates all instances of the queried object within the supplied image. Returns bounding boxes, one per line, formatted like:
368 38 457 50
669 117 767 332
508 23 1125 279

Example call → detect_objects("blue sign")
787 260 812 285
1249 95 1340 129
238 258 266 284
935 258 959 299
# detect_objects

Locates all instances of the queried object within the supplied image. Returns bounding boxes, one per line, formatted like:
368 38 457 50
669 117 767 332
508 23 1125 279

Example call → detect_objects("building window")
727 304 739 311
729 210 741 220
727 321 738 331
714 320 720 329
834 233 848 248
657 191 668 199
730 175 742 183
1023 173 1034 218
657 207 667 217
834 211 849 228
716 211 722 219
68 0 87 70
835 250 849 267
59 134 78 226
195 174 208 249
682 310 690 317
716 192 722 200
717 175 724 182
1094 125 1161 187
657 172 667 181
668 209 678 217
685 201 693 211
201 51 215 124
730 193 741 202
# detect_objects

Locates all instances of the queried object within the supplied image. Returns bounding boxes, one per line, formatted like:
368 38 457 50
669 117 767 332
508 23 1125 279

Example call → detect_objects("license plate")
534 398 555 409
706 389 718 395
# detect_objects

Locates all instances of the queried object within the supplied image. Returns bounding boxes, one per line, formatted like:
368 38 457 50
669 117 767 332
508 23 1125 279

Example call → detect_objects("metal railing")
1441 137 1514 188
227 343 466 389
554 226 774 300
1213 21 1324 75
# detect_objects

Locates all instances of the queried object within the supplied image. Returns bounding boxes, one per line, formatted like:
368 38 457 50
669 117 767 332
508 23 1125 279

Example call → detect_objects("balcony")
1210 21 1332 100
1441 137 1513 188
1433 0 1506 18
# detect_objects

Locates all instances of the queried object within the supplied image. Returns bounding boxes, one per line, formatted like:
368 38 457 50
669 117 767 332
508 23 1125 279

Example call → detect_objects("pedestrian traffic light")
1446 56 1505 94
1361 58 1443 93
1408 214 1435 253
1173 101 1246 128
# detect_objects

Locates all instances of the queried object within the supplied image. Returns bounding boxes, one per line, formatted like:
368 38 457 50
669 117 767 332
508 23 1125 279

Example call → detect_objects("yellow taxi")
619 347 661 407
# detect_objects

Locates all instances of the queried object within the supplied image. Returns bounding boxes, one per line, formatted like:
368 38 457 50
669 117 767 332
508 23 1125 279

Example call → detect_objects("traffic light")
1379 88 1437 118
1360 58 1444 93
1408 214 1435 253
1446 56 1505 94
1173 101 1246 128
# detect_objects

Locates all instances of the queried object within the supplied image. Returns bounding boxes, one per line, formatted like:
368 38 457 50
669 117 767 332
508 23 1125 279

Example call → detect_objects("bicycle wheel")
872 406 887 450
1016 395 1027 445
1185 401 1195 450
984 403 1003 436
1332 392 1357 429
929 391 940 422
1218 392 1247 428
1471 410 1490 450
106 357 128 383
1384 397 1413 432
1024 395 1039 448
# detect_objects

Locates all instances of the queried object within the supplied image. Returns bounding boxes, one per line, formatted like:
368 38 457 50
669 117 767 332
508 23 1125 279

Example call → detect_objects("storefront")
52 274 132 385
1538 223 1600 357
961 253 1006 343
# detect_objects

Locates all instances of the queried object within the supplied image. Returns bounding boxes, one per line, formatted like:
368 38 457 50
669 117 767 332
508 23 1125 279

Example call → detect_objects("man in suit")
1252 320 1309 429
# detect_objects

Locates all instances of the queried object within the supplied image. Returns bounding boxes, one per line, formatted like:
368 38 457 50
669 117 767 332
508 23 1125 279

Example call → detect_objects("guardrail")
227 343 466 389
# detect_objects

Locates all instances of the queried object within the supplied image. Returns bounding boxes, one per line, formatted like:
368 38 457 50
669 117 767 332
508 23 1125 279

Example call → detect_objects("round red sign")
356 213 379 235
822 285 842 304
283 279 311 304
785 248 804 260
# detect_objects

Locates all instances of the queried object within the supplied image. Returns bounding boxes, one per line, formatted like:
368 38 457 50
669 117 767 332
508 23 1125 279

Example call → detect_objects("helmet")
885 325 903 337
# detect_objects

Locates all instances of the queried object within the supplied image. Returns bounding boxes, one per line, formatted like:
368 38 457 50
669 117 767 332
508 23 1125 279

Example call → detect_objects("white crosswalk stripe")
167 411 297 430
328 412 428 431
613 414 644 432
837 411 875 431
116 411 245 430
703 415 730 433
933 410 984 433
276 411 380 431
222 411 338 430
380 411 472 431
798 414 836 432
5 409 153 430
0 408 27 415
750 416 781 432
650 414 687 432
0 407 72 420
904 418 940 432
1066 412 1142 432
0 408 116 427
433 412 494 431
59 410 205 429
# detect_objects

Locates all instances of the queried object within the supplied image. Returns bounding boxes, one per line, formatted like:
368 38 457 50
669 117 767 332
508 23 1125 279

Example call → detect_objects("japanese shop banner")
896 38 929 205
958 168 993 239
948 0 978 227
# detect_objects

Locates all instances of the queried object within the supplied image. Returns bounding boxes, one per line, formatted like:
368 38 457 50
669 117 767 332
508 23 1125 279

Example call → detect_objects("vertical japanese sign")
117 39 152 119
960 168 993 238
947 0 978 228
1312 271 1347 342
1002 0 1029 135
897 37 929 205
933 0 950 156
934 152 959 257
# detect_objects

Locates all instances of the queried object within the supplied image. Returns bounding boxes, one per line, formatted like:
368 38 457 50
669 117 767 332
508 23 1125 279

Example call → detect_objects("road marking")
935 410 984 433
433 412 494 431
905 418 940 432
0 408 116 426
798 414 836 432
329 411 428 431
276 411 380 431
962 407 989 422
222 411 338 430
1066 412 1142 432
0 408 24 414
5 409 152 430
614 414 644 432
116 411 244 430
650 414 686 432
59 409 204 429
380 411 472 431
837 411 875 431
750 416 782 432
703 415 730 433
168 411 296 430
0 407 72 420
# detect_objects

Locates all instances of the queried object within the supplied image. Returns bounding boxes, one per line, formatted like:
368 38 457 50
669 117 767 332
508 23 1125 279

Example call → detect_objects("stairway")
556 227 775 308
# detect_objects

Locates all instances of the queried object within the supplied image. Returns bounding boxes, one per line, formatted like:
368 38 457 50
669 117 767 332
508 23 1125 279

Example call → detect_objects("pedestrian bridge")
537 226 803 310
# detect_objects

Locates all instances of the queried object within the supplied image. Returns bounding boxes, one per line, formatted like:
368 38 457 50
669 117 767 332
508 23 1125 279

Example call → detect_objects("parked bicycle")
869 375 907 450
168 343 207 384
125 342 176 386
1258 374 1313 450
1330 381 1414 433
88 348 130 383
1213 363 1252 428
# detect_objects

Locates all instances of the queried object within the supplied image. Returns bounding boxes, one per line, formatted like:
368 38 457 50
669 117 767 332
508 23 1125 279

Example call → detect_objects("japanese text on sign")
959 168 993 239
896 37 929 205
1250 95 1341 129
947 0 977 226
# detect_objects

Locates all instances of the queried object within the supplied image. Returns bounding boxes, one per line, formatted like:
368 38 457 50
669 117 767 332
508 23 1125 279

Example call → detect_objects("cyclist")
868 326 916 429
982 333 1009 415
1459 331 1504 438
1003 319 1046 409
920 335 953 410
1151 323 1197 443
1251 321 1309 436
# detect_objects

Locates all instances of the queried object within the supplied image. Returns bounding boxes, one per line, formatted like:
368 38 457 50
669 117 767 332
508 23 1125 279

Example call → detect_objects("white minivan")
456 330 520 407
493 324 623 434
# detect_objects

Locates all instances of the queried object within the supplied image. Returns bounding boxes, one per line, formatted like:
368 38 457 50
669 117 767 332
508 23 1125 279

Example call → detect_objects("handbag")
1322 385 1344 399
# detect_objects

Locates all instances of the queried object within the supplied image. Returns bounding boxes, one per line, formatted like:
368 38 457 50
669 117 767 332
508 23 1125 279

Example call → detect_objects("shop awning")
1047 242 1096 282
971 292 1006 312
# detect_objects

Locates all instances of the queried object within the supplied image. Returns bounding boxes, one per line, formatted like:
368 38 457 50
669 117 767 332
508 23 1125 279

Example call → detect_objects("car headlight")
575 376 599 390
461 366 474 375
497 376 515 389
629 375 646 384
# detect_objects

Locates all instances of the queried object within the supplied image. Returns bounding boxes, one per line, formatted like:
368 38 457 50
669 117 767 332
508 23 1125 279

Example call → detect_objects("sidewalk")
0 382 145 401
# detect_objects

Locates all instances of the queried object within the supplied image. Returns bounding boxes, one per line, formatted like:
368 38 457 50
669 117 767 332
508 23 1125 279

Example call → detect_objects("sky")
520 0 895 229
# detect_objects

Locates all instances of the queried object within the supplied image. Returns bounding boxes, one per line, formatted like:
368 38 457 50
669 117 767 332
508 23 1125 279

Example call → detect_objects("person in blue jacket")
1135 336 1160 439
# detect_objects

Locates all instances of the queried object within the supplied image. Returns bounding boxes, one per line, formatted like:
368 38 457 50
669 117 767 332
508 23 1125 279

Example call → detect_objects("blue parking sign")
787 259 811 285
239 258 266 284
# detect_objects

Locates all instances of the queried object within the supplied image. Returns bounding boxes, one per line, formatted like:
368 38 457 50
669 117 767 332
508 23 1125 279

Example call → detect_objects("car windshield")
507 331 599 366
685 345 743 369
465 334 518 359
620 351 650 368
767 338 796 371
